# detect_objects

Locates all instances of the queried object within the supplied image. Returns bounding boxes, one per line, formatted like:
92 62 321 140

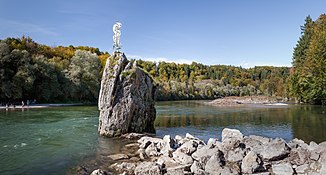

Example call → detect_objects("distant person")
27 100 30 107
22 101 25 108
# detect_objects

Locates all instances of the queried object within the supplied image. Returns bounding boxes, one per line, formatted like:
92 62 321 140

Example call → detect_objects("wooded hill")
1 14 325 104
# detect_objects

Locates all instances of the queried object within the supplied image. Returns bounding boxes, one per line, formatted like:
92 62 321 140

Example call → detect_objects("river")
0 101 325 174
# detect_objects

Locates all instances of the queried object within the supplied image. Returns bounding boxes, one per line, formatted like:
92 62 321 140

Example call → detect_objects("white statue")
113 22 122 52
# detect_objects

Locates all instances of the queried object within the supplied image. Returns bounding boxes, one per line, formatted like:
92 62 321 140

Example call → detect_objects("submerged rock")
98 52 156 137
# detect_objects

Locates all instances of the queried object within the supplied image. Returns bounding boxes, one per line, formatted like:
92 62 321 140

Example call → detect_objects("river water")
0 101 325 174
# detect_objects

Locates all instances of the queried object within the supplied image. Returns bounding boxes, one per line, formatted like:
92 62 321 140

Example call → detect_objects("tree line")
0 14 324 104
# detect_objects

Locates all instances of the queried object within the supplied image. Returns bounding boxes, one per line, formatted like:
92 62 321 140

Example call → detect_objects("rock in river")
98 52 156 137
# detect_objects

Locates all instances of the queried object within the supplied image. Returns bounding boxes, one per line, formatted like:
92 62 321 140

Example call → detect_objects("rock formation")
98 52 156 137
103 128 326 175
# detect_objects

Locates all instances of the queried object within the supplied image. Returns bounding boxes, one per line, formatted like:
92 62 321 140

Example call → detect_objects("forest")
0 14 325 104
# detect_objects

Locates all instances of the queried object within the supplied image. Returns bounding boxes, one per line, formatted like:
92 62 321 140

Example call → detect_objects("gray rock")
289 147 310 165
241 151 262 174
207 138 218 148
107 153 129 161
178 140 198 155
204 153 223 174
157 155 179 168
224 147 246 163
114 162 136 173
98 52 156 137
90 169 107 175
221 128 244 150
173 149 194 165
192 145 220 165
190 161 205 175
260 138 290 161
295 163 309 174
165 167 184 175
134 162 162 175
145 143 162 157
271 163 294 175
138 136 163 149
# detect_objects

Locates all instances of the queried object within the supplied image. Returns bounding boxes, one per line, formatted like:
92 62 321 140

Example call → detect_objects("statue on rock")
98 22 156 137
113 21 122 52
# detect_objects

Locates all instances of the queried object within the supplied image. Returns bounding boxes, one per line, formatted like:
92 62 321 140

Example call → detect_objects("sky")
0 0 325 67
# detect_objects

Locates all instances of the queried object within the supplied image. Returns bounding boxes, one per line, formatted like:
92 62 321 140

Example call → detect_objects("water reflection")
155 101 326 143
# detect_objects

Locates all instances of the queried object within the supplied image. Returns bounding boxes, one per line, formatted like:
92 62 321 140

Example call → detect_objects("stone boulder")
98 52 156 137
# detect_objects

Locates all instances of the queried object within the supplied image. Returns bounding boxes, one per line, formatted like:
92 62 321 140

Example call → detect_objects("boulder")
190 161 205 175
173 149 194 165
260 138 290 161
98 52 156 137
178 140 198 155
134 162 162 175
271 163 294 175
192 145 220 165
90 169 108 175
107 153 129 161
241 151 263 174
221 128 244 150
204 153 224 174
289 147 310 165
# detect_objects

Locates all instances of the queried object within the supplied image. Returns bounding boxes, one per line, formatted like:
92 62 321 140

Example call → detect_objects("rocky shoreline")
207 96 287 106
86 128 326 175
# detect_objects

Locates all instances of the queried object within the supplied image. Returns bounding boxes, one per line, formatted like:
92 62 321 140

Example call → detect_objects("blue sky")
0 0 325 67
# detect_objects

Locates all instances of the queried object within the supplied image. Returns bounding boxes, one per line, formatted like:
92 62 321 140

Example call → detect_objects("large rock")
98 52 156 137
134 162 162 175
241 151 263 174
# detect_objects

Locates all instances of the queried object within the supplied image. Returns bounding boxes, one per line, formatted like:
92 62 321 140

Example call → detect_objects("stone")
98 52 156 137
107 153 129 161
138 136 163 149
221 128 244 150
204 153 224 174
134 162 162 175
295 164 309 174
289 147 310 165
173 149 194 165
145 143 162 157
260 138 290 161
157 155 179 168
224 147 246 162
186 133 195 139
207 138 218 148
115 162 136 173
190 161 205 175
241 151 262 174
243 136 267 155
166 165 190 175
271 163 294 175
178 140 198 155
192 145 219 165
90 169 107 175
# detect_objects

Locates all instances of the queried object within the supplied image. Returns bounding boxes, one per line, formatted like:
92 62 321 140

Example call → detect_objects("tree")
65 50 101 101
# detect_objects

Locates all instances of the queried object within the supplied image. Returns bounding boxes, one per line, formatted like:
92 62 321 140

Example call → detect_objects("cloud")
127 54 195 64
0 19 58 36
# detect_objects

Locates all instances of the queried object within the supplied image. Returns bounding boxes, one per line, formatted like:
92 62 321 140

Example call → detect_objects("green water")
0 101 325 174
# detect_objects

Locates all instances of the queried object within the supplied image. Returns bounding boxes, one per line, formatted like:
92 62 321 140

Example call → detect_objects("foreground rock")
107 129 326 175
98 52 156 137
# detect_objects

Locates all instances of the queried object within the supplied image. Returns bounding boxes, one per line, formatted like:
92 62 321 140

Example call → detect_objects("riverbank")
207 96 288 106
0 103 83 110
87 128 326 175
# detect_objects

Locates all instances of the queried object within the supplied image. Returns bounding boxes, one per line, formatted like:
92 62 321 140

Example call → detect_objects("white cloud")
127 54 195 64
